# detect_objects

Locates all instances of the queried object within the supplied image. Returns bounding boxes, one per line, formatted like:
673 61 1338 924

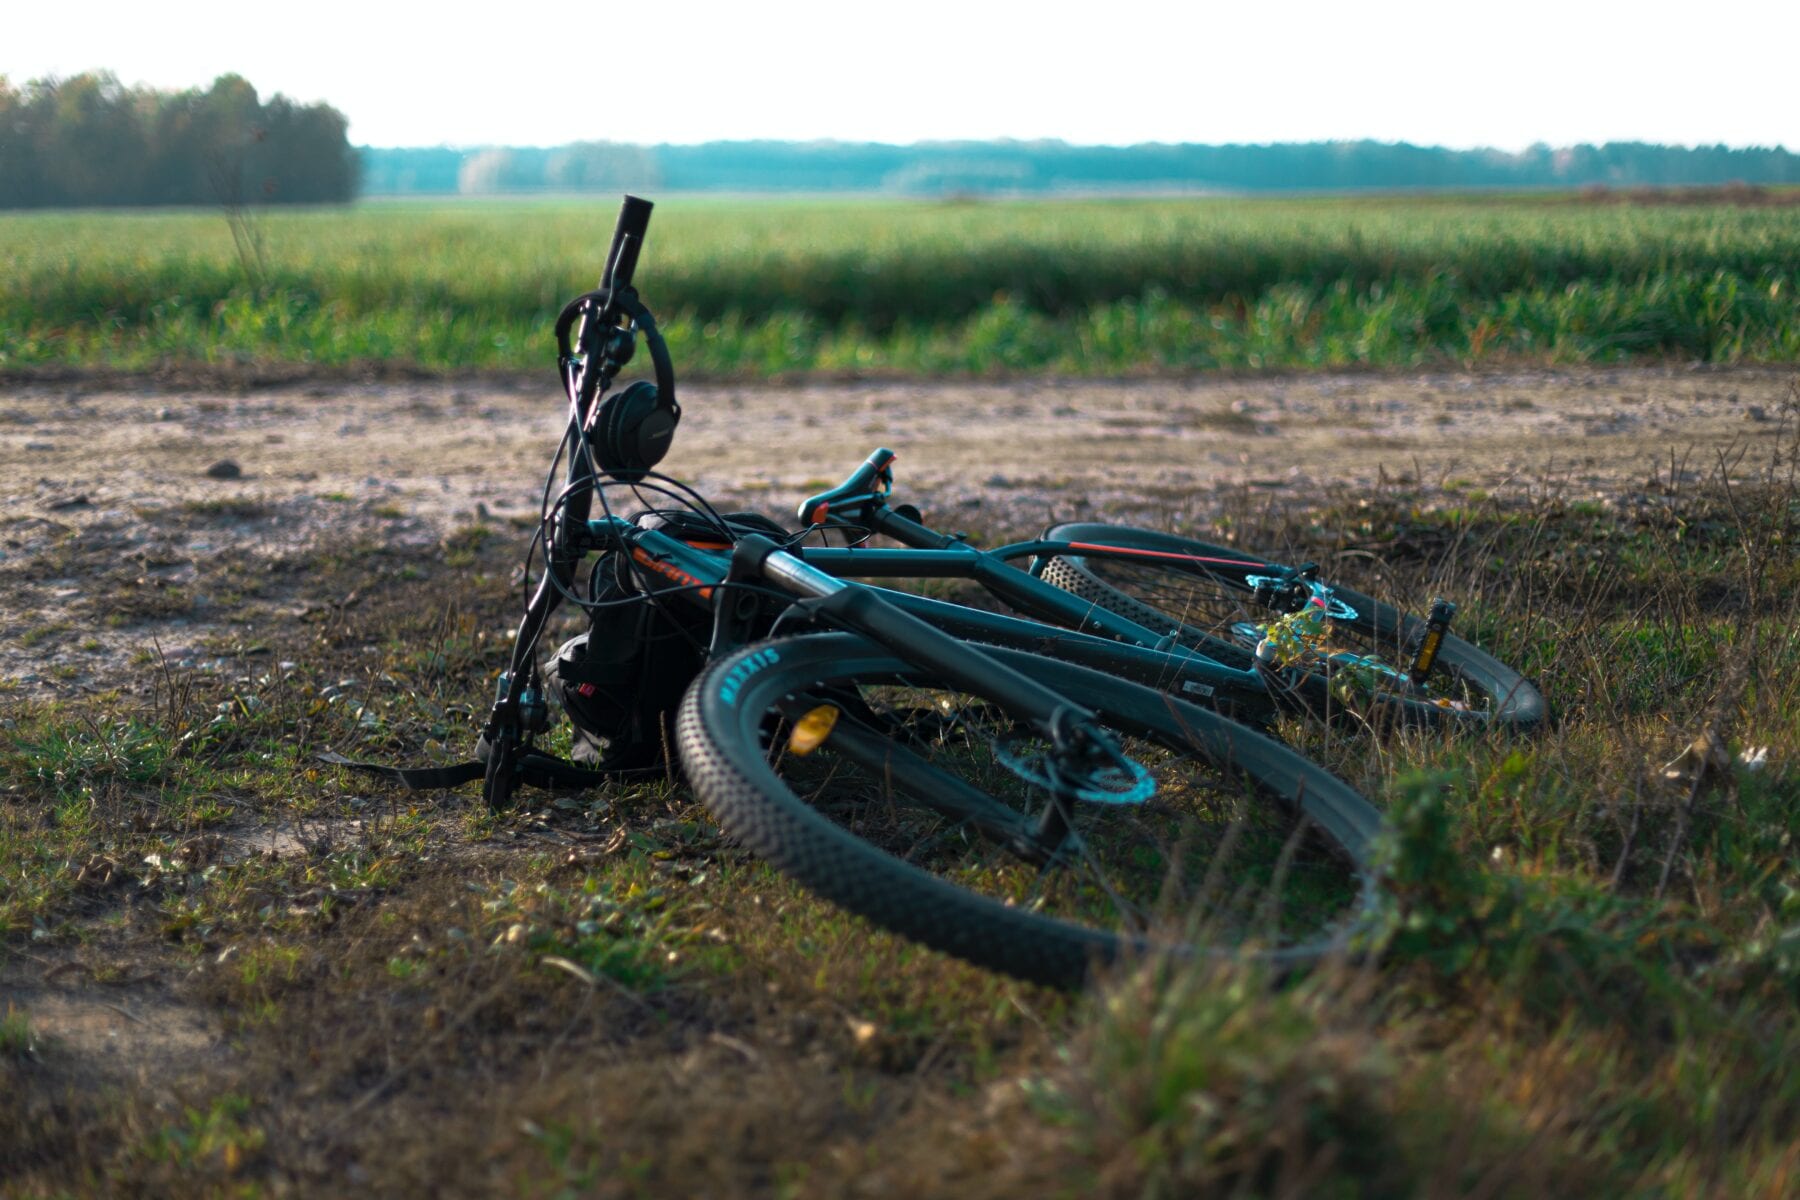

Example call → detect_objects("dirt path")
2 365 1793 692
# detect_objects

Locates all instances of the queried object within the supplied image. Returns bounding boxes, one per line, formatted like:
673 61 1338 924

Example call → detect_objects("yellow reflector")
787 705 840 755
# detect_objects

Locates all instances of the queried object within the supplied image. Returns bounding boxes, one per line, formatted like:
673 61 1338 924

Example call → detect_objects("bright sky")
8 0 1796 150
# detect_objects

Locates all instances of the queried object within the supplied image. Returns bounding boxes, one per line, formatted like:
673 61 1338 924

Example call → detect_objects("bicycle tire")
677 633 1384 990
1035 522 1547 731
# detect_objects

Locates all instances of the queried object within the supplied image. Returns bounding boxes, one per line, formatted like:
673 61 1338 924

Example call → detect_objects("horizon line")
353 135 1798 155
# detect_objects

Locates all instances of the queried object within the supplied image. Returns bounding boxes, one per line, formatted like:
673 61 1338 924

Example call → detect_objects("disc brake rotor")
992 735 1156 806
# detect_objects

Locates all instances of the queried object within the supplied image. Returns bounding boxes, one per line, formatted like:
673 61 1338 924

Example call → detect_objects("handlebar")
602 194 653 291
551 195 660 573
553 193 675 419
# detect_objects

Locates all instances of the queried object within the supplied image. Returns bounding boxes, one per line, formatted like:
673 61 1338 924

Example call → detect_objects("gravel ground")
2 365 1793 692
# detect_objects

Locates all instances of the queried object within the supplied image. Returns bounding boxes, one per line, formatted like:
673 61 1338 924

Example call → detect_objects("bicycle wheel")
1035 522 1546 731
677 633 1383 990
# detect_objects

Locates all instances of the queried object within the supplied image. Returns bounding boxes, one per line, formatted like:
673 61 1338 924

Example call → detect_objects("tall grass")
3 196 1797 374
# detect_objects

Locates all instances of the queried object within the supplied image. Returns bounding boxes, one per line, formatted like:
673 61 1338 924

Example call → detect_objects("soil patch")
1 365 1793 694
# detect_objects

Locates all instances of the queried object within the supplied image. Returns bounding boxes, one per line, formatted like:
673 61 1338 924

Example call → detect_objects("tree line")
363 138 1800 197
5 72 1794 207
0 72 358 208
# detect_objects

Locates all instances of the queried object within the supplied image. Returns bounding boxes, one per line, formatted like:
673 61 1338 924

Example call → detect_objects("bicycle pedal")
1406 598 1457 685
786 704 841 755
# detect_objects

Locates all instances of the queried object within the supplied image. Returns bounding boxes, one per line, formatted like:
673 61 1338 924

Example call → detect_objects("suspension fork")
483 422 595 803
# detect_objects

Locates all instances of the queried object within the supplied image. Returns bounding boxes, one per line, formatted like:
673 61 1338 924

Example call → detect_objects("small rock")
1746 405 1769 422
205 460 243 480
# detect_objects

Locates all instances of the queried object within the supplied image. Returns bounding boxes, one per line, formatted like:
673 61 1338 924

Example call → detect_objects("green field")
4 194 1798 375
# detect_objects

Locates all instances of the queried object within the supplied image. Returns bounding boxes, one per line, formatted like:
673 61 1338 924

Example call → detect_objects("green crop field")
3 193 1798 376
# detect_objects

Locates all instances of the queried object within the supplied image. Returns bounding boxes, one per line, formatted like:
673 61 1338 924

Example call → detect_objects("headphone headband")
554 287 681 482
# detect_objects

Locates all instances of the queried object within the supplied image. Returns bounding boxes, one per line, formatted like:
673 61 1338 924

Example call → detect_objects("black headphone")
593 379 678 480
556 287 681 483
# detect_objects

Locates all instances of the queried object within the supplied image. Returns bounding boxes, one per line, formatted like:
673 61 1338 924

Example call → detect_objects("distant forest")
363 139 1800 197
4 71 1797 207
0 73 358 208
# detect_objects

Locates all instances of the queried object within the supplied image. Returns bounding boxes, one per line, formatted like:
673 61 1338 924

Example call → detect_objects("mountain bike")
444 195 1389 989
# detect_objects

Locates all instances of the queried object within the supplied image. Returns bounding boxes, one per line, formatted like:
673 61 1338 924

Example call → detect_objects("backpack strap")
317 749 660 794
317 752 486 789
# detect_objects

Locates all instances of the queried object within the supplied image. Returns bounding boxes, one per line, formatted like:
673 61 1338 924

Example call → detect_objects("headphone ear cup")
633 403 678 474
589 390 623 477
593 381 678 481
593 383 640 475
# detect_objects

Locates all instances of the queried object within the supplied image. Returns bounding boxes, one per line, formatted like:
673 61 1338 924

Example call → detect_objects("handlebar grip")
601 195 654 290
796 448 896 525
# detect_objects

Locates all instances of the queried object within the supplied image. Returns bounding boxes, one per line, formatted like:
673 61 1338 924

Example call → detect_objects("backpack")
322 509 791 794
543 509 789 770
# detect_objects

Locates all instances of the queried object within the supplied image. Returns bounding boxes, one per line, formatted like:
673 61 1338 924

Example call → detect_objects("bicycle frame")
774 446 1471 722
577 433 1515 739
556 515 1187 848
594 515 1287 725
